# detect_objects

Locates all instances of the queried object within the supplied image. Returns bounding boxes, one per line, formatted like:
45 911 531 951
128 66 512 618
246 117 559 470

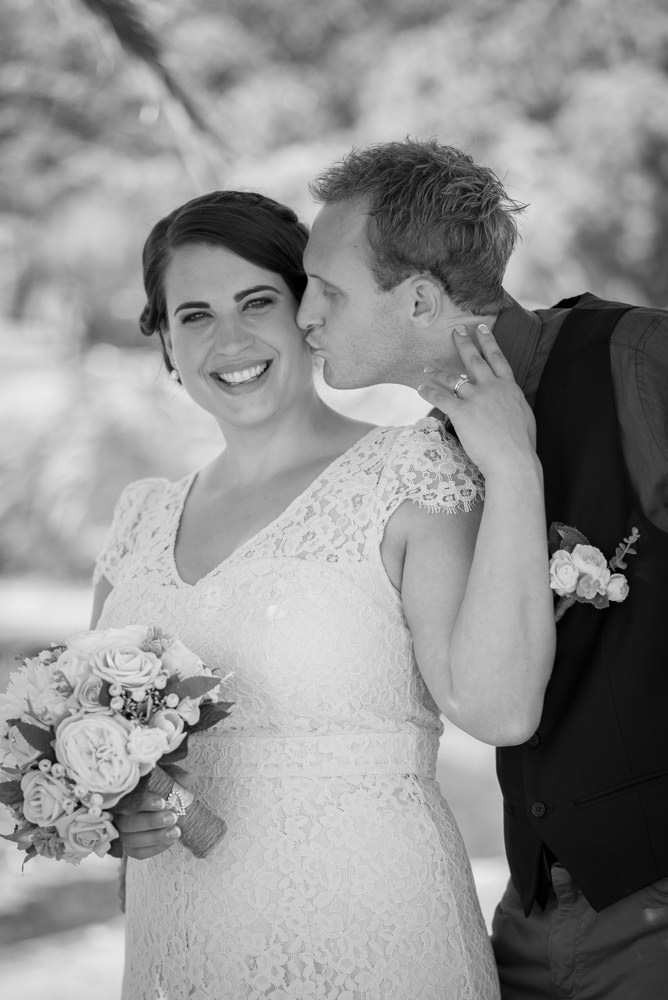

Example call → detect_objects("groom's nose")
296 286 322 333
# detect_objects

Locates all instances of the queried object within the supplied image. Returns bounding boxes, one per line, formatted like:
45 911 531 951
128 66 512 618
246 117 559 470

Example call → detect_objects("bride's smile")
163 243 316 431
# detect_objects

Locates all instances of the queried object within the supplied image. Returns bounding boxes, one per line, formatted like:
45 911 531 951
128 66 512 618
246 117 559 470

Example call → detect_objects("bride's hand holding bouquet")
0 625 232 866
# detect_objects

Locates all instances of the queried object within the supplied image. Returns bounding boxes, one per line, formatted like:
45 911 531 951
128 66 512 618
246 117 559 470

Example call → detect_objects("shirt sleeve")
382 417 485 520
611 308 668 533
92 478 162 587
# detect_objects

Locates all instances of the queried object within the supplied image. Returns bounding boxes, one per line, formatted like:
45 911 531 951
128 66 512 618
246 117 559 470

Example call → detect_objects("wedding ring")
452 373 471 397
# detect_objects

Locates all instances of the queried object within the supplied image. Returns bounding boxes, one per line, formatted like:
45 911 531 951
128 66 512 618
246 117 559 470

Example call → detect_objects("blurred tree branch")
75 0 227 186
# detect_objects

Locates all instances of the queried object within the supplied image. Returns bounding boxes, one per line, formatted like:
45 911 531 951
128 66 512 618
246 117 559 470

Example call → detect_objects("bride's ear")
158 327 176 368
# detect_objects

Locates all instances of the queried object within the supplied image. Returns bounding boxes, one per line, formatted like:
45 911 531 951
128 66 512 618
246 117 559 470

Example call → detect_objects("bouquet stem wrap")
146 766 227 859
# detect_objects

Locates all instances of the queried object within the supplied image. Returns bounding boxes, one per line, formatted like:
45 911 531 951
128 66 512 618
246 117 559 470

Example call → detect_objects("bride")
94 190 554 999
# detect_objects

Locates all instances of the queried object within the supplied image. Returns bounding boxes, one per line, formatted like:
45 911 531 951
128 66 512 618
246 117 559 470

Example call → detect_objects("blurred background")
1 0 667 995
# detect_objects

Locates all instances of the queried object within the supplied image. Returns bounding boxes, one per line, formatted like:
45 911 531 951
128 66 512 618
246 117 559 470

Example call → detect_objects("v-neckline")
168 425 385 588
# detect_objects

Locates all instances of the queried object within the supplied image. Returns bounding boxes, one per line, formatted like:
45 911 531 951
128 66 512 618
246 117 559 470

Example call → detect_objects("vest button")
526 733 541 747
531 801 546 818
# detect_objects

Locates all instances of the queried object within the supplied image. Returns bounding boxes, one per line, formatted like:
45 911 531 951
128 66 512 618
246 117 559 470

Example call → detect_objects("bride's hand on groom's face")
114 791 182 860
417 324 537 478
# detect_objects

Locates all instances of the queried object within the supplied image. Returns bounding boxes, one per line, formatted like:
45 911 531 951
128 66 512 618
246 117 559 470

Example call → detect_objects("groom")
297 138 668 998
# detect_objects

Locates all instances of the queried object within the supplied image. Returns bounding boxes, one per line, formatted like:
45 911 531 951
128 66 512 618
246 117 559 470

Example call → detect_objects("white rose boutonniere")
548 523 640 622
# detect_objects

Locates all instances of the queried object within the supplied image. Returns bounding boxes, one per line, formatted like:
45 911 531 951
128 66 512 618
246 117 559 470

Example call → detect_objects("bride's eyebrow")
233 284 281 302
174 300 209 315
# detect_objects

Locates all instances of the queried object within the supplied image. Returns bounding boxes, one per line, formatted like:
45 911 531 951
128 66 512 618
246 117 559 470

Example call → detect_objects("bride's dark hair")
140 190 310 375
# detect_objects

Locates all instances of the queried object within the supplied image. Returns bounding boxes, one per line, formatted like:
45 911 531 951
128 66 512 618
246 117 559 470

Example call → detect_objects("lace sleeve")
382 417 484 518
92 478 163 587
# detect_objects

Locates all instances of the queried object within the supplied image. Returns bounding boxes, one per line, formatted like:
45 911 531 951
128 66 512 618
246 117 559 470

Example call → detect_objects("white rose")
150 709 186 754
576 567 611 600
55 807 119 860
73 673 109 713
159 638 205 681
91 647 162 692
175 697 200 726
570 545 609 583
54 648 93 689
606 573 630 603
125 725 169 774
54 713 139 808
549 550 578 596
65 626 151 657
31 687 76 726
21 770 70 827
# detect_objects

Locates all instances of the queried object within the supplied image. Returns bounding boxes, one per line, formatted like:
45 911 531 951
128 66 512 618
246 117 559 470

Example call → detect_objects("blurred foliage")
1 0 668 578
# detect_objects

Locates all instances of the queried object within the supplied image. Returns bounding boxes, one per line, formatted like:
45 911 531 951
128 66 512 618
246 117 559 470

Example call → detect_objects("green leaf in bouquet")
22 847 38 870
98 682 112 707
163 676 221 701
188 701 234 735
1 827 29 843
107 837 124 860
0 780 23 807
10 720 56 758
159 738 190 765
548 522 590 554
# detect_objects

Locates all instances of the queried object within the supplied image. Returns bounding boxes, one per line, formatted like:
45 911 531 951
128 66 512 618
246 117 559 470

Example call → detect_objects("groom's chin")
322 367 358 390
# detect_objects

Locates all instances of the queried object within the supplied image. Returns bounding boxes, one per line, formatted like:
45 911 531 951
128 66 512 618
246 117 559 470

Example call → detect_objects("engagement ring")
452 374 471 397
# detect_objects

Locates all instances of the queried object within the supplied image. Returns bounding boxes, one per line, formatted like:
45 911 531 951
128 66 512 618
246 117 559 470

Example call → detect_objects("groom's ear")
405 275 443 329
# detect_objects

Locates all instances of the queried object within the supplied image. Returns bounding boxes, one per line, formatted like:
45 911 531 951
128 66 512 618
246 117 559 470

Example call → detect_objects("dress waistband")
190 731 439 779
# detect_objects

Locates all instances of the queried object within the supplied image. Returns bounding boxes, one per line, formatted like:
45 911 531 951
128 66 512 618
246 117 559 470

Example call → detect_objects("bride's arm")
89 576 112 628
400 325 555 746
398 458 553 746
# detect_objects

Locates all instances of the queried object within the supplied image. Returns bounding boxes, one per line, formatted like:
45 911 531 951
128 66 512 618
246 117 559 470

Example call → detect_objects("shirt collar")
492 296 542 392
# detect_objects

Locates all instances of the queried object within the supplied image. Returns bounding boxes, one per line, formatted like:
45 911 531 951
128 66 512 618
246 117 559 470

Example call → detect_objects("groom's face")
298 199 408 389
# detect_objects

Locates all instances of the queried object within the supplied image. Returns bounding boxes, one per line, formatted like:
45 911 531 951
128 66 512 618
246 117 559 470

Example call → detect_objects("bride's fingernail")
478 324 490 334
417 384 426 393
455 327 467 336
423 366 435 374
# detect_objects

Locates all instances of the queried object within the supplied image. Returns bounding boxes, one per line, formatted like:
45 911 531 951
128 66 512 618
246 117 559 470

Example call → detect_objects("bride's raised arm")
400 324 555 746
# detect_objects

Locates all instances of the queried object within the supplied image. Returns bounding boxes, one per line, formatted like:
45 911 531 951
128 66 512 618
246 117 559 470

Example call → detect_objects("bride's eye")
181 311 208 324
243 297 273 311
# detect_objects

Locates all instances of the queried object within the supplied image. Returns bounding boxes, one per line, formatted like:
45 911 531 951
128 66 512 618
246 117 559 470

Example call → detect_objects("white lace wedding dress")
95 417 500 1000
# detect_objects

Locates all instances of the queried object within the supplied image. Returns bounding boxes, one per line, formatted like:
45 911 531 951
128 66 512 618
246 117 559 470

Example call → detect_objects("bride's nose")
213 316 255 353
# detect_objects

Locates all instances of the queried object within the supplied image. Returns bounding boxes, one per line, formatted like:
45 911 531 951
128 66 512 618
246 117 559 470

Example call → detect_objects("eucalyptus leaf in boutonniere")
548 523 640 623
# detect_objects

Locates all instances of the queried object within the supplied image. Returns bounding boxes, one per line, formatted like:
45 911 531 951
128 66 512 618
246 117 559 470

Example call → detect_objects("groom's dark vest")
496 294 668 913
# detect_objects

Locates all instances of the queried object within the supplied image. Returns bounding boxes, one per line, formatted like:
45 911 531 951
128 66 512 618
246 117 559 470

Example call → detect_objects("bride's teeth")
217 363 269 385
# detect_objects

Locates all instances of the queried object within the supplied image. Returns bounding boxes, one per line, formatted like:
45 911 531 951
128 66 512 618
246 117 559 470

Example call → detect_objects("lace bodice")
96 419 483 747
96 418 498 1000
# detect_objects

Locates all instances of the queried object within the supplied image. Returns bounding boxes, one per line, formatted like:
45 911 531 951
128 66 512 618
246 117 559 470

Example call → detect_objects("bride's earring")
170 367 181 383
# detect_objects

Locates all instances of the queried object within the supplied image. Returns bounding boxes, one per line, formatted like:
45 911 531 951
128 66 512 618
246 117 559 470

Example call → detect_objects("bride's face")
163 243 314 430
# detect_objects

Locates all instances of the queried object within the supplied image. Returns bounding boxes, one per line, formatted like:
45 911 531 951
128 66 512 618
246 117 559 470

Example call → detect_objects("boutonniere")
548 522 640 623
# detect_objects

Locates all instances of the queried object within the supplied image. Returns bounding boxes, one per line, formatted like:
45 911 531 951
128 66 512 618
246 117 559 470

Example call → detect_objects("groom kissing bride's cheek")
298 139 668 1000
97 138 666 1000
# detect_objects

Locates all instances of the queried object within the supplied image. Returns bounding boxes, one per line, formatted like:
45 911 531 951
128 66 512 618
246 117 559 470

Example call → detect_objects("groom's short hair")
310 138 525 314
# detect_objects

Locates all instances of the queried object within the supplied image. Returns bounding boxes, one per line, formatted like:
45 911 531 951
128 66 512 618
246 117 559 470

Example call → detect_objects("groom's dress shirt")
493 294 668 532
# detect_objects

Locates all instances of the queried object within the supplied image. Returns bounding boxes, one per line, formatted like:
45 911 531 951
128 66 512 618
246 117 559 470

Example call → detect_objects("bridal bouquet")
0 625 232 866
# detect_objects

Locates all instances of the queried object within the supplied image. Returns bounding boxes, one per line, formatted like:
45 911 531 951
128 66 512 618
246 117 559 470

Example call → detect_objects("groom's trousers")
491 864 668 1000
